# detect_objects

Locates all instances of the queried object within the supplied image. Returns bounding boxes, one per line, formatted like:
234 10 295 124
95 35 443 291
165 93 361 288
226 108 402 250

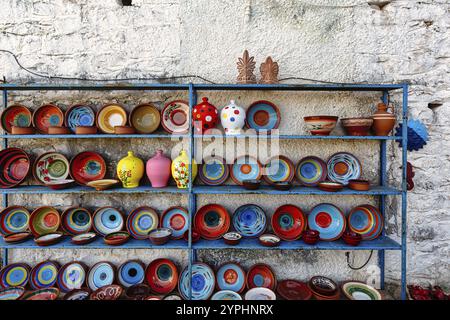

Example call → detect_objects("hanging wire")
346 250 374 270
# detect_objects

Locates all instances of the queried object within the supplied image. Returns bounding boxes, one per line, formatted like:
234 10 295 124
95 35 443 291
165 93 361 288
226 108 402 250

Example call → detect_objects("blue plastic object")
395 119 428 151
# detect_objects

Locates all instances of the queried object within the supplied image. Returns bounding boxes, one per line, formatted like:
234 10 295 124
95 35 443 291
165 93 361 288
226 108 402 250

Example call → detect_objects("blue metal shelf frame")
0 82 408 300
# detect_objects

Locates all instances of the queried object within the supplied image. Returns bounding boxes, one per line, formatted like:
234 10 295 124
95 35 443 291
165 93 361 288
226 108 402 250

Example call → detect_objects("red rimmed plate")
263 155 295 185
29 206 61 237
69 151 106 185
245 100 281 132
0 205 30 235
194 204 230 240
230 155 262 185
0 148 31 188
21 287 59 300
160 206 189 239
277 280 312 300
61 207 92 235
0 104 32 133
145 258 178 295
246 263 277 291
32 104 64 134
161 100 189 134
33 152 70 185
271 204 307 241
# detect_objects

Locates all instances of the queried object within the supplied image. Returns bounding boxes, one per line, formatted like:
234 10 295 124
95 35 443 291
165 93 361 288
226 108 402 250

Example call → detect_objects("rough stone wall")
0 0 449 295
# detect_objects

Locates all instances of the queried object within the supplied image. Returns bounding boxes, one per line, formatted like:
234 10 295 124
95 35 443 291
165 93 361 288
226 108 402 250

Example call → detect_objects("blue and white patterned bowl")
232 204 267 238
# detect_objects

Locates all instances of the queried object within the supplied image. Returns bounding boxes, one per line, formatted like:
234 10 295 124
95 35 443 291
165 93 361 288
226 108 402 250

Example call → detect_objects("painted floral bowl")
304 116 338 136
223 232 242 245
148 228 172 245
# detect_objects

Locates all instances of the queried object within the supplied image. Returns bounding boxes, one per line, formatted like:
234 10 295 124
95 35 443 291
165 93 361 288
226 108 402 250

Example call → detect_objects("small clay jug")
146 149 171 188
372 102 396 136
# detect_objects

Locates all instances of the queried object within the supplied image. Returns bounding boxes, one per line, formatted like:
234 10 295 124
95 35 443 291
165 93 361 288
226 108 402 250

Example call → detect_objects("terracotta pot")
114 126 136 134
341 117 373 136
348 179 370 191
146 150 171 188
11 126 35 135
75 126 97 135
372 103 396 136
48 126 71 135
317 181 344 192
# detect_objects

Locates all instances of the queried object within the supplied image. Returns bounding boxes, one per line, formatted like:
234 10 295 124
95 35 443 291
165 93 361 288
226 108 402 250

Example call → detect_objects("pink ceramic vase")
146 150 171 188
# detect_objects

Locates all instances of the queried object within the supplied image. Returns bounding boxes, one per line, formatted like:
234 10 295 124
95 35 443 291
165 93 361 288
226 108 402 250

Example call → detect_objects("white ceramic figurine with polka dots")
221 100 246 135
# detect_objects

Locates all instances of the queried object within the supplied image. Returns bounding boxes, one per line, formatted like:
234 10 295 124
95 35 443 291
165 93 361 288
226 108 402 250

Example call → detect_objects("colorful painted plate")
194 204 230 240
0 286 25 300
90 284 123 300
0 206 30 235
87 261 115 291
161 206 189 239
145 258 178 295
57 262 87 293
0 148 31 188
96 104 127 134
245 287 276 300
271 204 306 241
34 232 64 246
63 288 91 300
216 263 246 293
198 156 229 186
30 261 60 289
126 206 158 240
211 290 243 300
246 100 281 132
29 206 61 237
179 262 215 300
263 155 295 184
130 103 161 133
232 204 267 238
327 152 362 185
296 156 327 186
342 281 382 300
69 151 106 185
3 231 32 244
21 287 59 300
118 260 145 288
61 207 92 235
32 104 64 134
93 207 124 236
71 232 96 245
161 100 189 134
33 152 70 184
348 204 383 240
1 104 32 133
0 263 30 288
65 104 96 132
308 203 346 241
230 155 262 185
277 280 312 300
246 264 276 290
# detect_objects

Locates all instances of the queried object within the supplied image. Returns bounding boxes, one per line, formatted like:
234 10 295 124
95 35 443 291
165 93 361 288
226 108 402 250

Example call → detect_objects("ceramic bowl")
149 228 172 245
65 104 96 133
223 232 242 245
70 151 106 185
242 179 261 190
348 179 370 191
90 284 123 300
3 231 32 244
32 104 64 134
342 230 362 246
86 179 120 191
29 206 61 237
71 232 97 245
114 125 136 134
341 281 382 300
125 283 151 300
75 126 97 135
302 230 320 245
46 179 75 190
0 286 26 300
96 104 127 134
182 230 200 243
104 231 130 246
0 148 31 188
48 126 71 135
32 152 70 185
11 126 35 135
318 181 344 192
277 280 312 300
309 276 338 296
130 103 161 134
34 232 64 246
245 287 276 300
21 287 59 300
304 116 338 136
259 233 281 247
273 181 292 190
341 117 373 136
63 288 92 300
0 104 32 133
61 207 92 235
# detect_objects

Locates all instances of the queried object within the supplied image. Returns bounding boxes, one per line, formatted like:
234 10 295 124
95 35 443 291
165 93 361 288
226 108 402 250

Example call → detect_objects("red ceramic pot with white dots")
220 100 246 135
192 97 219 134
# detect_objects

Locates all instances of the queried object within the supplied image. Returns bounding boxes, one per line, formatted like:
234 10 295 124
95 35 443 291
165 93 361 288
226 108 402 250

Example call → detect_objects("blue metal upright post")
2 89 8 267
401 84 408 300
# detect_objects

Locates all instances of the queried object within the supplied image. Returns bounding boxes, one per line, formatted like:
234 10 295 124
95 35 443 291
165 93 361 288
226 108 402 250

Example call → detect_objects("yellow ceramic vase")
171 150 197 189
117 151 144 188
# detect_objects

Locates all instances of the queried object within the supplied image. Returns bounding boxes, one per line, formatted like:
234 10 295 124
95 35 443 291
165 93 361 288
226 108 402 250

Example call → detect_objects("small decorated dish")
90 284 123 300
0 286 25 300
223 232 242 245
0 148 31 188
118 260 145 288
246 263 277 290
30 260 60 289
273 181 292 190
211 290 242 300
46 179 75 190
57 262 87 293
163 294 183 300
148 228 172 245
130 103 161 134
277 280 312 300
183 229 200 243
0 263 31 288
86 179 119 191
342 281 382 300
309 276 338 296
161 100 189 134
245 287 276 300
21 287 59 300
194 204 230 240
96 104 127 134
318 181 344 192
259 233 280 247
242 179 261 190
70 151 106 185
179 263 215 300
231 155 262 185
0 104 32 133
342 230 362 246
125 283 151 299
92 207 124 236
63 288 91 300
104 231 130 246
0 205 30 235
48 126 71 135
3 231 32 244
34 232 64 246
29 206 61 237
160 206 189 239
32 104 64 134
341 117 373 136
87 261 116 291
145 258 178 295
348 179 370 191
246 100 281 133
126 206 159 240
65 104 96 133
33 152 70 185
233 204 267 238
302 229 320 245
216 263 246 293
61 207 92 235
71 232 97 245
304 116 338 136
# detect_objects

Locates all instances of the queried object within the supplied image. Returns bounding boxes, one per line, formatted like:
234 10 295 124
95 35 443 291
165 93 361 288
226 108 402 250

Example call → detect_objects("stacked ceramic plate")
347 204 383 240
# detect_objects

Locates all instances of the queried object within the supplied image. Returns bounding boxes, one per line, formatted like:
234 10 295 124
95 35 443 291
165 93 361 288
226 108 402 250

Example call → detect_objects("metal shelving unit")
0 82 408 300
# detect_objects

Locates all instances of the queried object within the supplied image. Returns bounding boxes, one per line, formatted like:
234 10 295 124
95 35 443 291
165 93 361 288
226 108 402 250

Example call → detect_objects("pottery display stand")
0 82 409 300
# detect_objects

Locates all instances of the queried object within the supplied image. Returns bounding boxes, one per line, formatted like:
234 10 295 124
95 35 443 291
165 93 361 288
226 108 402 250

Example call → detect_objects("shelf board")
196 134 401 140
193 236 401 250
193 185 401 195
0 185 188 194
0 236 188 249
0 133 187 139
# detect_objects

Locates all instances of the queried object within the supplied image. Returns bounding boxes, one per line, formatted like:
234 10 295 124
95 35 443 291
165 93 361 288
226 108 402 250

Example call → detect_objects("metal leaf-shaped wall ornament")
237 50 257 84
259 56 279 84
